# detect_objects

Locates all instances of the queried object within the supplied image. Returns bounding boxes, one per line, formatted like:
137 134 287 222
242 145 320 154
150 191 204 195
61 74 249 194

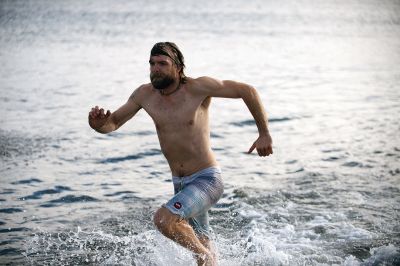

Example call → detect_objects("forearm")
89 115 118 134
89 91 142 135
95 120 117 134
241 86 270 136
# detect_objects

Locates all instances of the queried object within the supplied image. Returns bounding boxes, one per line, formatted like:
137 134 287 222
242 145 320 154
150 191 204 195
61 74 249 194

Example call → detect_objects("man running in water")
88 42 273 266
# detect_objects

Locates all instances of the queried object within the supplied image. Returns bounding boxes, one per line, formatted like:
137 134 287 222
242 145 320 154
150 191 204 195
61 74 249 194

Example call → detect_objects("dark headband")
150 42 183 67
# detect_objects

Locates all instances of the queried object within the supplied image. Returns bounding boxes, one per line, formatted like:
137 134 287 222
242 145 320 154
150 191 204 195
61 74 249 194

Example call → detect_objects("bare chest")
143 91 207 130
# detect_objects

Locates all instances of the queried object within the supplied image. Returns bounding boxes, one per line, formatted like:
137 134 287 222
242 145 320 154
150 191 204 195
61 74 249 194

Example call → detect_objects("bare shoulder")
189 76 252 99
129 83 152 106
187 76 223 96
194 76 223 88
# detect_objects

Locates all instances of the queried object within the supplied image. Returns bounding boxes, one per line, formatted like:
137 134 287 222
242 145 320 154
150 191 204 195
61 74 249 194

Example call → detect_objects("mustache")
150 72 175 90
150 72 165 80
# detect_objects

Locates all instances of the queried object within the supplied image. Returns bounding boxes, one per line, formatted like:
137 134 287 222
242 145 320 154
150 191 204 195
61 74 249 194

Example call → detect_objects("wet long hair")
150 42 187 83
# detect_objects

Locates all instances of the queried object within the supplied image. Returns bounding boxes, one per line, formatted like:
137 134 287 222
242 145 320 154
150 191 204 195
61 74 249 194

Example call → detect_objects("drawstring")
179 177 184 191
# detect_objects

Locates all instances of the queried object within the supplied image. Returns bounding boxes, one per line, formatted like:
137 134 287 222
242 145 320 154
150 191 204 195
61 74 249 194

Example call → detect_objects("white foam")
25 214 397 266
25 227 197 265
362 244 400 266
343 255 361 266
218 203 388 265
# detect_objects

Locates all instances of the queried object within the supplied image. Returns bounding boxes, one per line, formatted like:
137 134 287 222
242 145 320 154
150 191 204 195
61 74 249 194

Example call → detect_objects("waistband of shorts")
172 166 221 184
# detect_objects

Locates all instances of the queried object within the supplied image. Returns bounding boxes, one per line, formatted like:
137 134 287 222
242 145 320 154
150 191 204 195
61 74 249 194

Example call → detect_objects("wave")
20 186 73 200
39 195 99 208
230 117 300 127
99 149 161 164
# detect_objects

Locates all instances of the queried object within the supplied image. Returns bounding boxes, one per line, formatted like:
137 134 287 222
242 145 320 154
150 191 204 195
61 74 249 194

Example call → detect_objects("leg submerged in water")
197 234 217 265
153 207 216 266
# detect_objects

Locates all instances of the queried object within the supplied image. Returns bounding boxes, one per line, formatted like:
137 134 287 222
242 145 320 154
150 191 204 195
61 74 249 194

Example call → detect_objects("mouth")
150 72 175 90
150 73 164 81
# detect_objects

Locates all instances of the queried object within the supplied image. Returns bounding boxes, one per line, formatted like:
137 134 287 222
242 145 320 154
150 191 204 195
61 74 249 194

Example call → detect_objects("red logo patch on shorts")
174 202 182 209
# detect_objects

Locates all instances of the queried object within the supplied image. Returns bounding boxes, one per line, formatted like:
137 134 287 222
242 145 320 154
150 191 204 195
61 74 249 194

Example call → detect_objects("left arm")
195 76 273 157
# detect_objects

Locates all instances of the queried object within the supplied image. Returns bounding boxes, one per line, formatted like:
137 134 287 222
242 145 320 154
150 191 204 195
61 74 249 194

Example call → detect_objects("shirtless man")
88 42 273 266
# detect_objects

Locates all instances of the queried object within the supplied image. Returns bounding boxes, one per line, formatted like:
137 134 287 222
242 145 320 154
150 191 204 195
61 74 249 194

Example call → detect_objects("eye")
149 61 155 66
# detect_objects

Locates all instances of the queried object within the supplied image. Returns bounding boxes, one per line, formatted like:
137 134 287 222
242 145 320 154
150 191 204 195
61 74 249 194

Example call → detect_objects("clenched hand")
88 106 111 130
248 133 273 157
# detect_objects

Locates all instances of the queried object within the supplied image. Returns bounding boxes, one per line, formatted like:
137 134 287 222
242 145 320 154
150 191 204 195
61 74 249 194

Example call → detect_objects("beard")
150 72 176 90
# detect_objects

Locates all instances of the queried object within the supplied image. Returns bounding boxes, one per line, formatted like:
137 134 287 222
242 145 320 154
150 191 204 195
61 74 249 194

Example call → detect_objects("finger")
260 148 267 157
248 143 256 154
100 108 105 117
257 147 262 156
267 146 273 156
262 148 268 157
106 110 111 117
93 111 98 118
90 108 95 117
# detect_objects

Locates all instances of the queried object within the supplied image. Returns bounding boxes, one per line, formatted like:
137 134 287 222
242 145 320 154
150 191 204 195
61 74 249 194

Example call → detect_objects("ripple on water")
133 130 154 136
106 130 155 139
286 167 304 174
100 182 122 186
321 148 344 153
19 186 73 200
104 191 137 197
99 149 161 164
0 208 23 214
230 117 297 127
0 227 29 233
322 156 343 161
389 169 400 176
0 248 22 256
39 195 99 208
0 189 15 195
210 132 223 138
342 161 363 167
10 178 43 185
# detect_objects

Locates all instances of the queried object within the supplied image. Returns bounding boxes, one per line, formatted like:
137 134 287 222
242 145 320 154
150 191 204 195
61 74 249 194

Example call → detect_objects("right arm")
194 77 273 157
88 89 142 134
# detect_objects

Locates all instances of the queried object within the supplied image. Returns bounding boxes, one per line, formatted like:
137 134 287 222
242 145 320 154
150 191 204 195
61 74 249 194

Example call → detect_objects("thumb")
248 142 256 154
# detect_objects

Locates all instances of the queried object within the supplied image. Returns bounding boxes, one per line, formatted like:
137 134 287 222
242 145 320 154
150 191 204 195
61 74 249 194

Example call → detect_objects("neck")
160 79 181 96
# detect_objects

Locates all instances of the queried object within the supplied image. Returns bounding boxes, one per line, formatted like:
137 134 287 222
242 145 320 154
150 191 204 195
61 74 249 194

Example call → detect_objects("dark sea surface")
1 0 399 265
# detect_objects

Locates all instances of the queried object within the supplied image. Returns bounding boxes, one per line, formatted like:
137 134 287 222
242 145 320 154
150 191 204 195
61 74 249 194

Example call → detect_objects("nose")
150 63 161 73
151 70 161 77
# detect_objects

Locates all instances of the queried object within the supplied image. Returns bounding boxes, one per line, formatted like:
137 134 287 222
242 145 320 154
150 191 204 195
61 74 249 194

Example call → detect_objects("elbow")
248 85 258 95
240 85 258 100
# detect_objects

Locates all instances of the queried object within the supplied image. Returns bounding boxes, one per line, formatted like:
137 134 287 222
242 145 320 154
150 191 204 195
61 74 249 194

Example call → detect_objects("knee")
153 207 177 235
153 208 165 231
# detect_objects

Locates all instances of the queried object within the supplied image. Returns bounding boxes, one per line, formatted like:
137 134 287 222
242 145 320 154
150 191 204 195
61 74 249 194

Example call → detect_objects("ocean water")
1 0 400 265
